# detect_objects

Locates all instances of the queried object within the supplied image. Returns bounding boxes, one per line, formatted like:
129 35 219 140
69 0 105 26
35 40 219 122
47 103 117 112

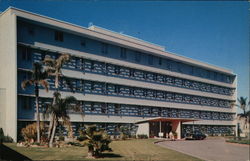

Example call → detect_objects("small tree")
43 54 71 141
21 122 47 144
236 97 250 130
81 125 112 158
44 92 81 147
21 62 49 143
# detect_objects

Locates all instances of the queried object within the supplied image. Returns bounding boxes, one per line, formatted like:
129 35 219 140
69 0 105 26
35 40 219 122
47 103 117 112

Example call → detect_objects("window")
114 104 120 114
138 106 142 116
21 47 32 61
115 86 120 94
80 40 86 47
22 97 31 110
120 47 127 59
91 82 95 91
148 55 153 65
129 69 134 77
135 52 141 62
159 58 162 65
158 108 162 116
177 62 183 72
101 104 106 114
101 43 108 54
91 103 95 112
54 31 64 42
115 66 120 75
22 72 32 81
28 27 35 36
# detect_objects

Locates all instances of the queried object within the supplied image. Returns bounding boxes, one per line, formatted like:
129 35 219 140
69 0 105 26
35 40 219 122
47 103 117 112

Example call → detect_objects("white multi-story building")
0 7 237 141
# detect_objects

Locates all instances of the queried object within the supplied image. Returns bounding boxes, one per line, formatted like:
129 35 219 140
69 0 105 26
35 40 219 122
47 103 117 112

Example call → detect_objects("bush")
67 141 84 147
58 136 65 141
226 139 250 145
77 135 87 141
137 134 148 139
21 122 46 143
0 128 13 143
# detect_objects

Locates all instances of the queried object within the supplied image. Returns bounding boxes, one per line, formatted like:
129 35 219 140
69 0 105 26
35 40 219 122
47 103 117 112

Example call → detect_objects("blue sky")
0 0 249 112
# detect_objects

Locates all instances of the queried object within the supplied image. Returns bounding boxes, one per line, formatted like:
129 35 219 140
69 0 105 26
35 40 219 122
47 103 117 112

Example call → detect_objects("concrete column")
176 121 181 139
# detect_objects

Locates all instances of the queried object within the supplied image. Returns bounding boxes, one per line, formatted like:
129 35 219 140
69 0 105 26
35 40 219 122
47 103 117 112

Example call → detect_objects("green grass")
4 139 202 160
226 139 250 145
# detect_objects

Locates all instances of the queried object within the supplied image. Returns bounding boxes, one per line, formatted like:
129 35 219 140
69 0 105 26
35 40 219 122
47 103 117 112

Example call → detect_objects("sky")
0 0 249 112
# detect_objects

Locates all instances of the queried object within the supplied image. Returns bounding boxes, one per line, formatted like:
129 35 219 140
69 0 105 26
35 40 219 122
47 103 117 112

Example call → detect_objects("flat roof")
135 117 199 124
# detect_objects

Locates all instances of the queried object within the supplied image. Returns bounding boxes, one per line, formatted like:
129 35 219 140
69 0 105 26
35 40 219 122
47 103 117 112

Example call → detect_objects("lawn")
226 139 250 145
4 139 202 161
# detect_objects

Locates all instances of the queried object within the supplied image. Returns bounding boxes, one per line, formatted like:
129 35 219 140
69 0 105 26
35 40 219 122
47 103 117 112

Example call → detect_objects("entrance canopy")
135 117 199 124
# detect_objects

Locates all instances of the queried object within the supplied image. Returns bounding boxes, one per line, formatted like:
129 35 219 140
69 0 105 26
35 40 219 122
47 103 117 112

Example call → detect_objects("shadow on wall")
0 144 32 161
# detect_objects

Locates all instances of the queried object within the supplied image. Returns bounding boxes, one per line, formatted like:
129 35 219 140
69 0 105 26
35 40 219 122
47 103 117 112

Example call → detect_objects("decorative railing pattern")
18 69 233 109
182 125 235 135
18 96 234 121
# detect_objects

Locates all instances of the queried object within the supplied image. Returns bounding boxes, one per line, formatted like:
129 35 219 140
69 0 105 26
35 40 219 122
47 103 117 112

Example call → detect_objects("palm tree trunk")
49 118 57 148
47 114 54 140
55 73 59 92
35 84 40 143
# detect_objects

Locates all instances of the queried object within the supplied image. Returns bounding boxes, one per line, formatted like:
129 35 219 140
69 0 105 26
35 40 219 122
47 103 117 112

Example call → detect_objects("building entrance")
149 121 172 138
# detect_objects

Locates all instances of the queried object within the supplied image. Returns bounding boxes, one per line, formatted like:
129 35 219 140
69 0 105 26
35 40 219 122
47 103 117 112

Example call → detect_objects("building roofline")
1 7 235 75
88 25 165 51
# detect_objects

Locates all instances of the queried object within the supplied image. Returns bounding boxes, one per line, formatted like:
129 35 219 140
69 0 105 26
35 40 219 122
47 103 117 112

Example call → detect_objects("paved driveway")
157 138 249 161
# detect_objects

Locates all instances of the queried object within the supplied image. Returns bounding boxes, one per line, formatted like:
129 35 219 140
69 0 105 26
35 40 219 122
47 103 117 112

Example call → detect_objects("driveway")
157 137 249 161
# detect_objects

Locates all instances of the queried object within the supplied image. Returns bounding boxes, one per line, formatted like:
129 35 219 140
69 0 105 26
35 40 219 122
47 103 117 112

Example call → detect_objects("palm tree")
21 62 49 143
44 92 81 147
236 97 250 130
81 125 112 158
43 54 70 92
43 54 70 140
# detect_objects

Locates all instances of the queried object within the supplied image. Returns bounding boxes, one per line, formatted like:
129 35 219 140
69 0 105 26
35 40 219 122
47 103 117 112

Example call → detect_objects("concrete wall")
136 122 149 136
0 10 17 141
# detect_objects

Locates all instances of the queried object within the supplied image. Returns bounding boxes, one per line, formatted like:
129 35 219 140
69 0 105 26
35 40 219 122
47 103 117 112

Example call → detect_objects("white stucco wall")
136 122 149 136
0 10 17 141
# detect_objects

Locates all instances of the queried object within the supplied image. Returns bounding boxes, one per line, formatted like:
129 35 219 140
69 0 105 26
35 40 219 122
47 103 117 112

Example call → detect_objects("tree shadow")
0 144 32 161
99 153 123 158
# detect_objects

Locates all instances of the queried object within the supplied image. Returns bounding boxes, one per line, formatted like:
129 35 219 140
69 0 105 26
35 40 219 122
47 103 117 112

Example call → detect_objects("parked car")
185 132 206 140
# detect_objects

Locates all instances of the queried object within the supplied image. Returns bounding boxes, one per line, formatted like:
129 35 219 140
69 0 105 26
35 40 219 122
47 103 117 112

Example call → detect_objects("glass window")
101 104 106 114
101 43 108 54
54 31 64 42
159 58 162 65
21 47 32 61
22 97 31 110
114 104 120 114
28 27 35 36
120 47 127 59
91 103 95 111
80 40 86 47
148 55 153 65
135 52 141 62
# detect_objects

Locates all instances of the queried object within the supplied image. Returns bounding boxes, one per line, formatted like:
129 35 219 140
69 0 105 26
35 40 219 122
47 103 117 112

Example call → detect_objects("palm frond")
21 80 34 90
43 55 56 67
39 80 49 92
56 54 70 68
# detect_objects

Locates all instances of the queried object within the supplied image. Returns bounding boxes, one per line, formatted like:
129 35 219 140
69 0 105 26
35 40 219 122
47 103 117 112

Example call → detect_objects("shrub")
77 135 87 141
0 128 13 143
67 142 84 147
21 122 46 143
137 134 148 139
81 125 112 158
58 136 65 141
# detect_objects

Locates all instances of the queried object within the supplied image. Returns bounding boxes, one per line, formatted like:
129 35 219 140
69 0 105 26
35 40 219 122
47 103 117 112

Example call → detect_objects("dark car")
185 132 206 140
